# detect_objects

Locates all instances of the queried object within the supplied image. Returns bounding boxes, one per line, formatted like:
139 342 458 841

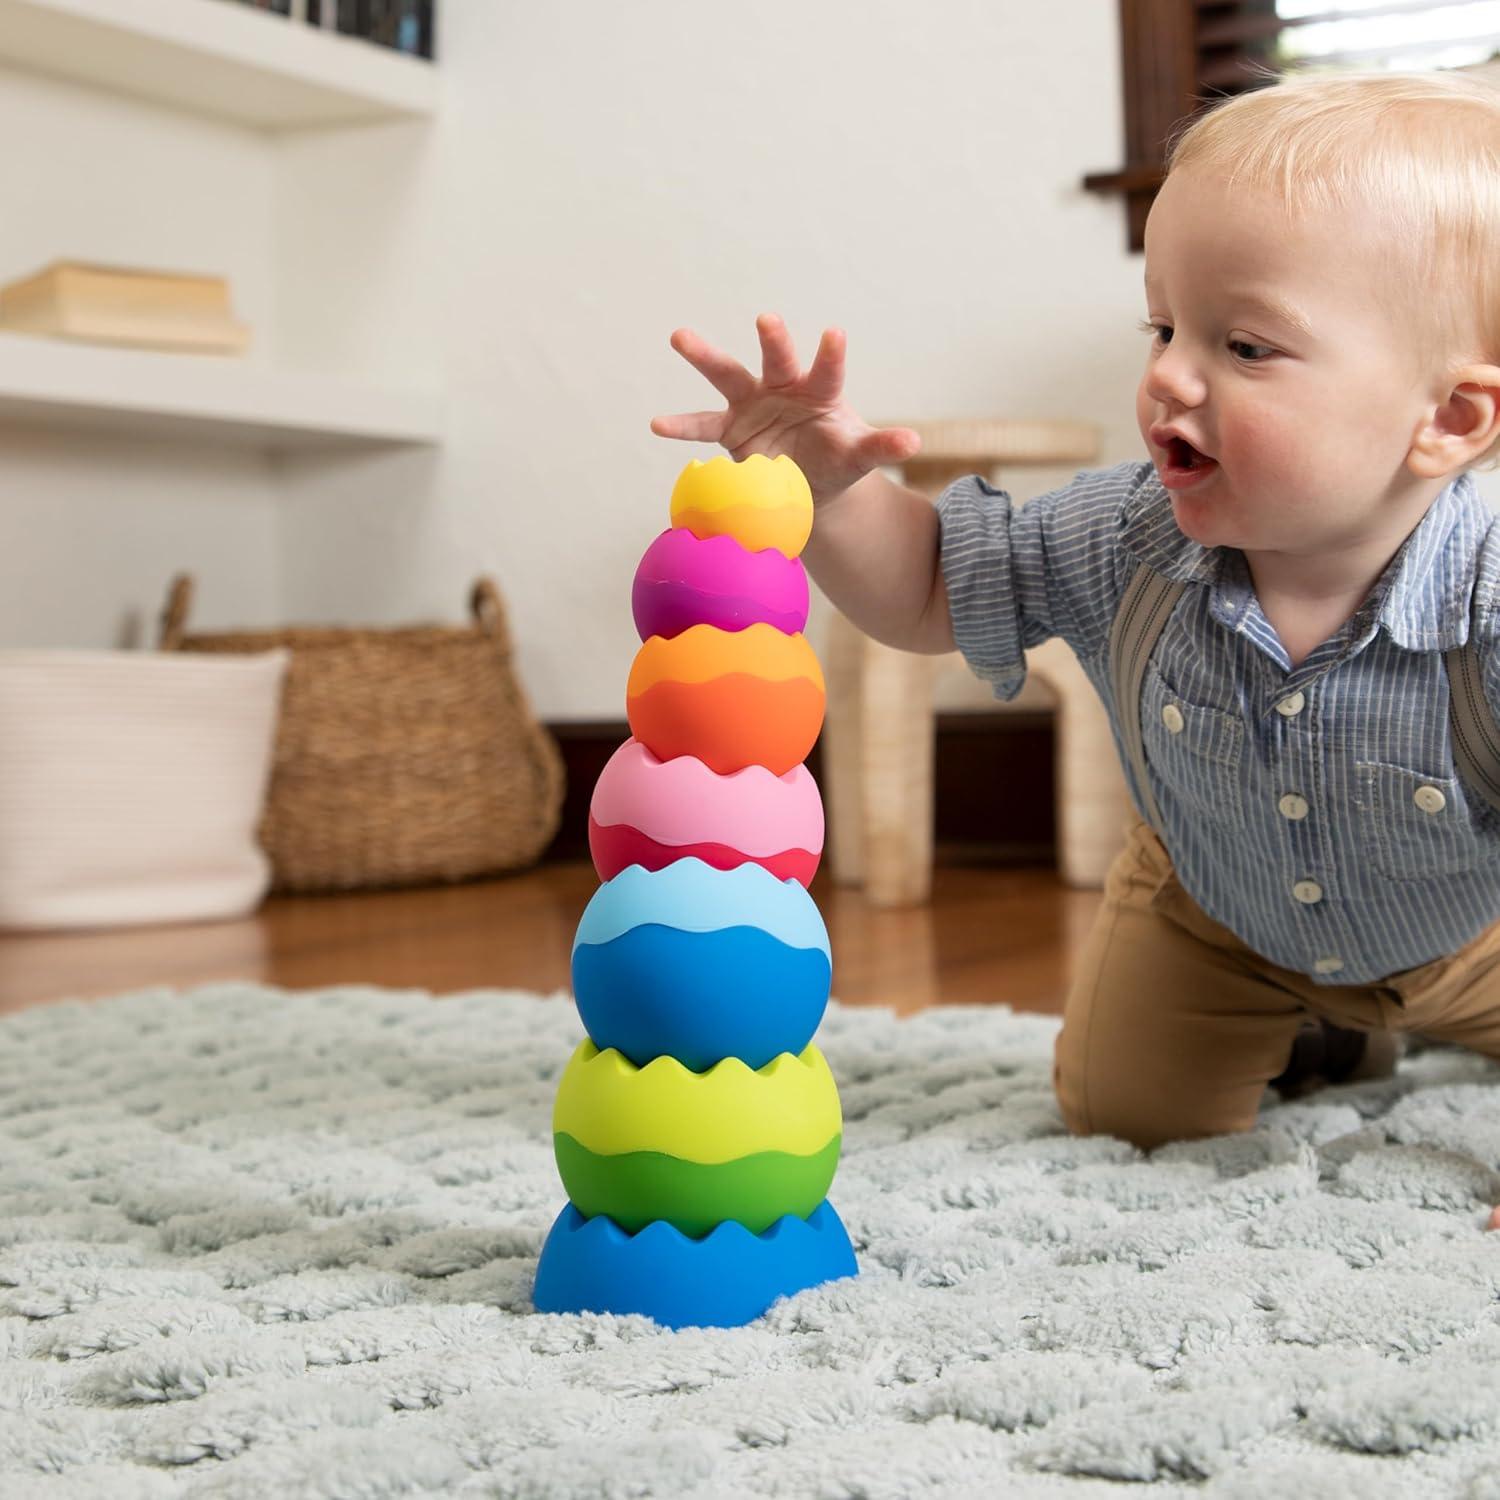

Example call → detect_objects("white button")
1293 880 1324 905
1161 704 1185 734
1276 692 1307 718
1278 793 1309 821
1414 785 1447 815
1313 956 1345 975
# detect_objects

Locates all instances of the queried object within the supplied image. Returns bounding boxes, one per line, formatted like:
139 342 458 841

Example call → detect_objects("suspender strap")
1108 565 1187 838
1446 586 1500 816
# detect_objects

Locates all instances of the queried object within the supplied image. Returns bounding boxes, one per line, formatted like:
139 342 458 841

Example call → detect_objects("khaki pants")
1054 820 1500 1150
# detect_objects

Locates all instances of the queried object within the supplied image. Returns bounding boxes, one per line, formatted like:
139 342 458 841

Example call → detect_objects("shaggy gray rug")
6 986 1500 1499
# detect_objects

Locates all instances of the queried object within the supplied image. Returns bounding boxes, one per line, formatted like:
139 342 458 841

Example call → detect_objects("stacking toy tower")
532 453 858 1329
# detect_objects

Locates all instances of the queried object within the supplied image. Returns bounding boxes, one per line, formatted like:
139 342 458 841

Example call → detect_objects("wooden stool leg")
1028 638 1131 889
860 637 935 907
822 610 866 886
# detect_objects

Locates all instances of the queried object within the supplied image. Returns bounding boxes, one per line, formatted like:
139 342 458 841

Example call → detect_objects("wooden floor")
0 860 1103 1019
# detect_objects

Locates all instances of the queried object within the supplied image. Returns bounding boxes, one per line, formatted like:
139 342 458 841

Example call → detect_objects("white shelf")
0 0 437 130
0 333 442 450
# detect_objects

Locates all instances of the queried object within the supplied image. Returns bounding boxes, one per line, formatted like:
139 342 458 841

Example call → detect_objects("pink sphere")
588 738 824 885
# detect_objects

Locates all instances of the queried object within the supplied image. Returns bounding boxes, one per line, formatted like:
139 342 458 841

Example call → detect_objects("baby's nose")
1145 348 1208 408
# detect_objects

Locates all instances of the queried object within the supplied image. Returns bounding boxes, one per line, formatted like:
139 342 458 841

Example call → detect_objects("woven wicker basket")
159 574 565 893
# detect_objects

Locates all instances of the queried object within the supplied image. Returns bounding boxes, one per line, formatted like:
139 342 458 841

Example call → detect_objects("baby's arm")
652 314 951 654
802 469 955 655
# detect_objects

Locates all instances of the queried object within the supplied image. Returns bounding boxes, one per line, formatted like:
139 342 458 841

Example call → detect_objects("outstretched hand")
651 313 922 505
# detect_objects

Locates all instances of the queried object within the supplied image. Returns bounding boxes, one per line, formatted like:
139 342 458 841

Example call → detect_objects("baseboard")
542 714 1055 867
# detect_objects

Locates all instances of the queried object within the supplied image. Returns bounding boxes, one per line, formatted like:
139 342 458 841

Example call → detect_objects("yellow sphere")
670 454 813 559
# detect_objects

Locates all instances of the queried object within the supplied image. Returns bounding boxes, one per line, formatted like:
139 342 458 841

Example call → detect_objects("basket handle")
159 573 195 650
471 576 513 655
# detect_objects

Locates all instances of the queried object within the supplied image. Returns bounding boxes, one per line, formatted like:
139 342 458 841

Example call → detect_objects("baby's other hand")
651 312 921 506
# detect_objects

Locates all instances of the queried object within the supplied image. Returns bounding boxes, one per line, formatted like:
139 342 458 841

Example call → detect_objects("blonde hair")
1165 69 1500 467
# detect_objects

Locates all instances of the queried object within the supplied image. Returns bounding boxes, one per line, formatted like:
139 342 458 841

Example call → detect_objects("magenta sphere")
632 527 810 641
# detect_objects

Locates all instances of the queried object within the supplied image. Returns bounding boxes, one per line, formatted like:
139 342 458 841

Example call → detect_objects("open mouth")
1168 437 1210 470
1159 435 1219 488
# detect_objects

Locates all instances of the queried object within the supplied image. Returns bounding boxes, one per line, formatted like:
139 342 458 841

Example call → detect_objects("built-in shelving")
0 0 437 130
0 1 443 452
0 333 442 450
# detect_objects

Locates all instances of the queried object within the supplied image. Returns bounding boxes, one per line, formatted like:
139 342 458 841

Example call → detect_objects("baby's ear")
1408 364 1500 479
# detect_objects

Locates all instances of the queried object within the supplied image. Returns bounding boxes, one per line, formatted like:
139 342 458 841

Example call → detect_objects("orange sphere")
626 623 825 776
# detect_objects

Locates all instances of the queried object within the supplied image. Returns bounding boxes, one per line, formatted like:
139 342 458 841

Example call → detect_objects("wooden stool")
822 419 1132 905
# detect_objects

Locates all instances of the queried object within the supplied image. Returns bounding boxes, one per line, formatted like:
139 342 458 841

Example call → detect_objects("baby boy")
652 72 1500 1173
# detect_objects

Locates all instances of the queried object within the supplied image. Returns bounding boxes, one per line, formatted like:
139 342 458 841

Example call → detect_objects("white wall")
8 5 1486 712
276 0 1148 719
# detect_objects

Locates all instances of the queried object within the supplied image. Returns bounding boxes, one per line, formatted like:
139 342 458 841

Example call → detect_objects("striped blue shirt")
936 460 1500 985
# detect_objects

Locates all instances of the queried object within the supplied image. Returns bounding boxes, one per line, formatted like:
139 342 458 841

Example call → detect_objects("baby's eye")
1230 338 1274 362
1136 319 1172 346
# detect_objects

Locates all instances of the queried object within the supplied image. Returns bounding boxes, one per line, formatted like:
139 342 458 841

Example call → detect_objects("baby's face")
1135 165 1438 558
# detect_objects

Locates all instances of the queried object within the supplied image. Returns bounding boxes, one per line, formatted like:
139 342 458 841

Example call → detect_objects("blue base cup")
532 1197 858 1329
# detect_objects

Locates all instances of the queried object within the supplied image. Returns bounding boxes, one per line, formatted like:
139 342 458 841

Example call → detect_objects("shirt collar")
1375 471 1490 651
1118 462 1491 650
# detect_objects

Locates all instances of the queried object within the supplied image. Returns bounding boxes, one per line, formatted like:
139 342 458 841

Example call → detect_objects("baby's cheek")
1224 406 1300 485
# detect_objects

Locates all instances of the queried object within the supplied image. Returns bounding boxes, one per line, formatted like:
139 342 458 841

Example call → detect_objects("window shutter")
1086 2 1500 251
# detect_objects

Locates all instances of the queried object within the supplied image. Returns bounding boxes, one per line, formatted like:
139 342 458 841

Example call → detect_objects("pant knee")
1053 1048 1248 1153
1052 1057 1090 1139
